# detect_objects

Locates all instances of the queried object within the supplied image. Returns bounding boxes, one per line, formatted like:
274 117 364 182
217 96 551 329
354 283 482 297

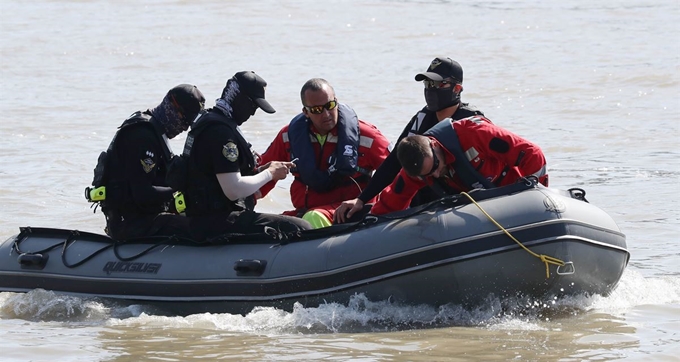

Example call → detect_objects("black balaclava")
415 57 464 112
215 78 258 125
151 94 186 138
424 85 461 112
151 84 205 138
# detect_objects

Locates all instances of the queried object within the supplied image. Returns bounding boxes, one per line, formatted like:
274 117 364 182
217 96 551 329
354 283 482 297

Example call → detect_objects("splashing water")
2 269 677 334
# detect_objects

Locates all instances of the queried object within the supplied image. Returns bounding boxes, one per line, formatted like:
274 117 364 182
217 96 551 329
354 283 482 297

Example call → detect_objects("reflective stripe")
283 131 374 147
464 147 479 161
359 135 374 148
408 112 427 136
530 165 547 177
467 116 485 125
286 132 336 144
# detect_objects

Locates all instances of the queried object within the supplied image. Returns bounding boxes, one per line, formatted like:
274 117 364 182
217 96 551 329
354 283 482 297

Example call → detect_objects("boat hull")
0 183 629 315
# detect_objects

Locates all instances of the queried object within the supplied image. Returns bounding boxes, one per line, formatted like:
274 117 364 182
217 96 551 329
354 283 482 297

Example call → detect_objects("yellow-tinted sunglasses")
304 99 338 114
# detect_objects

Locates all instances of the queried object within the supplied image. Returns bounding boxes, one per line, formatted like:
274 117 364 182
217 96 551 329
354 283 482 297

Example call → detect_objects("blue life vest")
287 103 360 192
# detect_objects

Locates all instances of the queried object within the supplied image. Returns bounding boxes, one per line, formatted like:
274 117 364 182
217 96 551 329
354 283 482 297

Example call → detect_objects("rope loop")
459 191 566 278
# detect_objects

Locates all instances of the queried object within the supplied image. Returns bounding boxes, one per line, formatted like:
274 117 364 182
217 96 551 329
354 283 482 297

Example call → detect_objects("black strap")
493 150 526 187
424 119 495 189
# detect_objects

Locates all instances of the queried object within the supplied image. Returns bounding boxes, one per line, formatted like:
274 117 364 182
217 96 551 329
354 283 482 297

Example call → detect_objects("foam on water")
0 289 156 323
2 269 677 334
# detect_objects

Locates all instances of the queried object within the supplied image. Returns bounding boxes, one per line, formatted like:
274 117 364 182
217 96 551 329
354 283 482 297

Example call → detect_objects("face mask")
230 92 259 125
215 79 259 126
424 87 460 112
151 95 187 139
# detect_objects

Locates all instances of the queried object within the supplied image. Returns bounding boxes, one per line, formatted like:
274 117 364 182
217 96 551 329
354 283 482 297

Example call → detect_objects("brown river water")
1 1 678 361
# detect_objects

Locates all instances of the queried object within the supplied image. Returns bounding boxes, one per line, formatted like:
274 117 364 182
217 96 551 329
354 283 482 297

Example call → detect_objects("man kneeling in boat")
87 85 205 240
370 116 549 215
257 78 392 228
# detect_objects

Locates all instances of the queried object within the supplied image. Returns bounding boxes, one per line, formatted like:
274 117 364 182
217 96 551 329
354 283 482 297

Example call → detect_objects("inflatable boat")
0 180 629 315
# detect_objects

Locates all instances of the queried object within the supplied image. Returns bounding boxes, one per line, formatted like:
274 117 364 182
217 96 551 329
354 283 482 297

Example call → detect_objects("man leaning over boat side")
334 56 485 223
86 84 205 240
174 71 312 241
257 78 392 228
369 116 549 215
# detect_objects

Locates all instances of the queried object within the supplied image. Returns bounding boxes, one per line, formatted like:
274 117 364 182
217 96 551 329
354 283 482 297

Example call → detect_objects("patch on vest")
140 158 156 173
343 145 354 156
222 142 239 162
489 137 510 153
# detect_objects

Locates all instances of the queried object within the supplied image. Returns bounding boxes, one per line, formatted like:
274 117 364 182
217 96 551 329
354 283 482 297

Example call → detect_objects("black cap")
167 84 205 122
414 57 463 83
233 71 276 114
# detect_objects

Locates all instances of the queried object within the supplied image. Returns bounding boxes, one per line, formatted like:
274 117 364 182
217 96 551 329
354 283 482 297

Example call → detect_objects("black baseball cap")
233 71 276 114
167 84 205 122
414 57 463 83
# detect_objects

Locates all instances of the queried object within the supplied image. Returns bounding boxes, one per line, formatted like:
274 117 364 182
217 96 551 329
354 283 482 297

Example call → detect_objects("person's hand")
334 198 364 223
267 161 295 181
257 161 272 173
252 150 262 164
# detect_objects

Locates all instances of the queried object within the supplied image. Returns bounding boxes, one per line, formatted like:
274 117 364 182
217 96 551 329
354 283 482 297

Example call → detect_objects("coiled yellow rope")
459 192 565 278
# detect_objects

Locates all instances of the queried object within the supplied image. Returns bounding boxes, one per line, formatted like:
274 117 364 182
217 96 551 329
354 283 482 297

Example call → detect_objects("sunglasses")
304 99 338 114
418 143 440 180
169 95 188 123
423 79 453 89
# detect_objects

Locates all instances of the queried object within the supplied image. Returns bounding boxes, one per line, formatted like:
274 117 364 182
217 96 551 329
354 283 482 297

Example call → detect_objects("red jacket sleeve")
257 127 289 198
362 121 392 170
500 143 546 187
370 170 425 215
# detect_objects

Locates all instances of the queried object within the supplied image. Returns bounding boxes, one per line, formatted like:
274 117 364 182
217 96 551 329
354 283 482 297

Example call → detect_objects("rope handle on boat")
459 191 566 278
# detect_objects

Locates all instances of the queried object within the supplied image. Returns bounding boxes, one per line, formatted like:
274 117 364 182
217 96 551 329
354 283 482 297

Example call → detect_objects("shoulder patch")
140 158 156 173
222 142 239 162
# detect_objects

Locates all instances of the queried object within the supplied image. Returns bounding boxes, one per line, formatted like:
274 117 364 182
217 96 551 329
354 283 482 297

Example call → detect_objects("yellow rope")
459 192 565 278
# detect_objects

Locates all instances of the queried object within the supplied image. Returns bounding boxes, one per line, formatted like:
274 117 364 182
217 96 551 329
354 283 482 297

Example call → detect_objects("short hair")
300 78 335 105
396 135 431 177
